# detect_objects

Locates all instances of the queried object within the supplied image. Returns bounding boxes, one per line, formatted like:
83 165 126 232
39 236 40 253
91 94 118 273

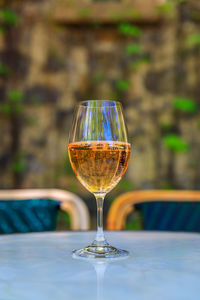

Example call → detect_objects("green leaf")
79 8 91 17
116 79 130 91
118 24 141 37
13 104 23 113
128 9 140 19
110 9 140 21
125 211 143 230
0 9 19 26
187 33 200 47
163 134 189 152
11 161 26 173
173 97 197 113
8 90 23 102
117 179 133 191
130 61 140 70
24 116 36 126
161 182 175 190
65 156 74 175
1 102 23 114
1 103 11 114
64 211 71 228
130 55 152 70
141 54 152 63
57 210 71 230
125 44 143 55
0 26 6 34
0 63 11 76
157 2 175 16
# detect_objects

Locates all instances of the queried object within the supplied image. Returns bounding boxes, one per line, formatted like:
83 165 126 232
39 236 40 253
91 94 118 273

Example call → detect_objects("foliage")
0 63 11 77
191 10 200 22
156 2 175 16
161 181 175 190
125 211 143 230
125 43 143 55
163 134 189 152
79 8 91 18
11 151 26 174
186 33 200 47
11 160 26 173
130 55 152 70
64 155 74 176
118 23 141 38
1 90 24 114
121 9 140 20
8 90 23 102
127 9 140 19
117 179 133 192
1 103 23 114
115 22 143 100
57 210 71 230
173 97 197 113
0 26 5 34
24 116 36 126
140 54 152 63
1 103 11 114
116 79 130 91
107 179 133 204
0 9 19 27
110 8 140 21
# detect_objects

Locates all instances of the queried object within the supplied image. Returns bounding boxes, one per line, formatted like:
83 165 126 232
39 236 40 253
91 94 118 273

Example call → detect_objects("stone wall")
0 0 200 207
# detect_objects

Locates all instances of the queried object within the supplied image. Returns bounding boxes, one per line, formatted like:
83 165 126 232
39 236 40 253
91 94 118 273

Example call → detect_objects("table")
0 231 199 300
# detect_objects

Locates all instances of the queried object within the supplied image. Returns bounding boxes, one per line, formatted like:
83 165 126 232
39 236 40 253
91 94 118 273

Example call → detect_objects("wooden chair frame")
107 190 200 230
0 189 90 230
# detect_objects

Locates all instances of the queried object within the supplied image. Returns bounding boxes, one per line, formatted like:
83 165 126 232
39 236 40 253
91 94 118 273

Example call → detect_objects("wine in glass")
68 100 131 259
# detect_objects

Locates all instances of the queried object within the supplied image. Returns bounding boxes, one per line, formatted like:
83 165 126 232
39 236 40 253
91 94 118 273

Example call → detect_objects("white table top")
0 231 199 300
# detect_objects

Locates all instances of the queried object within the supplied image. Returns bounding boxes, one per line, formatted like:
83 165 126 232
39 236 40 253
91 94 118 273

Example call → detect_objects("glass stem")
95 194 106 244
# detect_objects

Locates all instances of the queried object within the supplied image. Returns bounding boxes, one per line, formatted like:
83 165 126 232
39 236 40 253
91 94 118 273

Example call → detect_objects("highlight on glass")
68 100 131 259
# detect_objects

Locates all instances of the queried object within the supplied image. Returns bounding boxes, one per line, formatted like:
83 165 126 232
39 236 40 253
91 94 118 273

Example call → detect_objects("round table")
0 231 199 300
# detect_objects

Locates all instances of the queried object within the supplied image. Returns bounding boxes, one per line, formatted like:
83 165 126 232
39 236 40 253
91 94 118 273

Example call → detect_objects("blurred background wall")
0 0 200 218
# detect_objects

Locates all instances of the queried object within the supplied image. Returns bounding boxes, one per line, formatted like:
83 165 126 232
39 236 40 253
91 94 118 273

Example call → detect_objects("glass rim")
78 100 122 108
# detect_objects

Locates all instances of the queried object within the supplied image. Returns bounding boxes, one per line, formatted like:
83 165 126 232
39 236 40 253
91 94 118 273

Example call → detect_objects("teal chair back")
0 189 90 231
0 199 59 234
139 202 200 232
107 190 200 231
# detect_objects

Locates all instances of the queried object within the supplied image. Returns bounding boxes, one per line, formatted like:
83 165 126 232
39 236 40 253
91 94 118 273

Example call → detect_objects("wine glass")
68 100 131 259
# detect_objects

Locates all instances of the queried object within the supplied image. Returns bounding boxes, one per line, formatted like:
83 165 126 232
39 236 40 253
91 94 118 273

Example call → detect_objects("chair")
107 190 200 231
0 189 90 233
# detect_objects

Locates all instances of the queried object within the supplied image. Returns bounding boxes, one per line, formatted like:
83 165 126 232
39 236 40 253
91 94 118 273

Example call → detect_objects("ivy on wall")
0 6 26 187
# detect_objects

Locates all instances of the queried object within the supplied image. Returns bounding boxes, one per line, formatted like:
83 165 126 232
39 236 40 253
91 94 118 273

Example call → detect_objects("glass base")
72 243 129 259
